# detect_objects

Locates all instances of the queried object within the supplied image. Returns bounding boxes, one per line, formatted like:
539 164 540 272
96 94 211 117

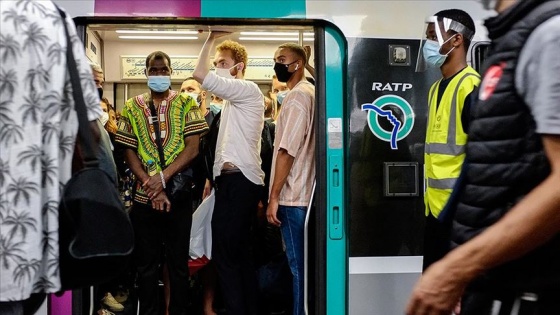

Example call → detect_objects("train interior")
78 20 320 315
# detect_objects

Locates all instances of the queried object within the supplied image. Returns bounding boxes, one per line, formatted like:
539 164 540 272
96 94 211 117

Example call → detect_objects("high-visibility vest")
424 66 480 218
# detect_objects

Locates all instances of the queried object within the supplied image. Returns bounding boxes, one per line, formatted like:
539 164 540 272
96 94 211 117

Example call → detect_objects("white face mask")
183 92 200 105
215 63 239 79
100 112 109 126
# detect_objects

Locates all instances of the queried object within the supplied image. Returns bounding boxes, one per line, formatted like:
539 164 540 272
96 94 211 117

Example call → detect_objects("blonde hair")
216 40 248 75
89 62 104 75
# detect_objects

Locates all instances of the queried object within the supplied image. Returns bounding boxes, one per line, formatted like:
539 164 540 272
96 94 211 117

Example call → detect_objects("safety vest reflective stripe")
425 143 465 155
428 177 457 190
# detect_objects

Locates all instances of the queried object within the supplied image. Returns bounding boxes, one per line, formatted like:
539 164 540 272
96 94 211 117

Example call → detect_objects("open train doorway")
71 17 347 315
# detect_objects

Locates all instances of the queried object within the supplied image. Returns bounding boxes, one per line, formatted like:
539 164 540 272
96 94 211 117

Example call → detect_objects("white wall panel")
306 1 494 41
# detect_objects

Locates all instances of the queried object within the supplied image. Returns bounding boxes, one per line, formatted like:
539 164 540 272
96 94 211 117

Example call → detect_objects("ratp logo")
361 95 415 150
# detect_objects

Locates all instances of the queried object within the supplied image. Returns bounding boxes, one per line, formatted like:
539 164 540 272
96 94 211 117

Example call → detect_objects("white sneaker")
97 309 116 315
101 293 125 312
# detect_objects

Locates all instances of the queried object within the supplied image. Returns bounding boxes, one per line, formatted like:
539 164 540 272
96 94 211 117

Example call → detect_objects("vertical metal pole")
304 180 316 315
89 286 94 314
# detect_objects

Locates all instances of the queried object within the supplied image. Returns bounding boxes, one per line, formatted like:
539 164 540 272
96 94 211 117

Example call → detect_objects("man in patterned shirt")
0 1 103 313
115 51 208 315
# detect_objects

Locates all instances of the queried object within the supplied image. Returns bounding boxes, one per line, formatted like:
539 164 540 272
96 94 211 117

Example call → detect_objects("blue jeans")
277 205 307 315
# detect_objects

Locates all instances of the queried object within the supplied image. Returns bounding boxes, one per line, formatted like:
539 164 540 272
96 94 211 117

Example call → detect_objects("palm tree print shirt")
0 1 102 301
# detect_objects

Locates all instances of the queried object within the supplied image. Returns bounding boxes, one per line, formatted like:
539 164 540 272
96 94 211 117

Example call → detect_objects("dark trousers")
130 191 192 315
422 214 451 270
212 172 261 315
461 288 560 315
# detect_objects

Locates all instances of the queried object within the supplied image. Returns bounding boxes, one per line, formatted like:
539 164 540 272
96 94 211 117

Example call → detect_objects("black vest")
451 0 560 290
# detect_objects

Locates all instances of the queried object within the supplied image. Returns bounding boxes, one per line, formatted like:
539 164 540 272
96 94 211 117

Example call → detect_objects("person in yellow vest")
418 9 481 270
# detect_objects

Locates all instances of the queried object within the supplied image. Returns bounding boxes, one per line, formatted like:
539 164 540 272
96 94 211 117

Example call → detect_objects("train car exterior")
48 1 494 314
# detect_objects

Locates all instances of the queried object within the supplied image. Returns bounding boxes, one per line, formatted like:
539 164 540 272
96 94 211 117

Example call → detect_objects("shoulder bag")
57 7 134 291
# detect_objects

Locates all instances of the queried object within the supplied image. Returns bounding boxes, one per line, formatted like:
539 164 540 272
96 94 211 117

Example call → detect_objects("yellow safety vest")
425 66 480 218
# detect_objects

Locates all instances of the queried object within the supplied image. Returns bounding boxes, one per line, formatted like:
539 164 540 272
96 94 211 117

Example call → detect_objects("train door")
71 17 348 315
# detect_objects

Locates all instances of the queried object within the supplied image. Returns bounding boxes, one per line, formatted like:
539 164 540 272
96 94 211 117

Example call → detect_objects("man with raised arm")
193 31 264 315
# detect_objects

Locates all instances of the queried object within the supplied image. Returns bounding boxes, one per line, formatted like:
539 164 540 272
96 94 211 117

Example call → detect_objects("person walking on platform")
407 0 560 314
0 1 102 313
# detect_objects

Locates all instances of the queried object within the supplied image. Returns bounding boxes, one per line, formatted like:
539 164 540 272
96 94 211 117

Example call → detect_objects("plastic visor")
416 16 475 72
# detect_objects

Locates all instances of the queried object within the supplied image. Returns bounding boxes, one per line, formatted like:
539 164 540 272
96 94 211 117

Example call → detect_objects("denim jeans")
277 205 307 315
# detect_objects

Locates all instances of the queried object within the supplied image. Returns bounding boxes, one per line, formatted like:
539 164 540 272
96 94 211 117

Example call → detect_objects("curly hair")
216 40 248 75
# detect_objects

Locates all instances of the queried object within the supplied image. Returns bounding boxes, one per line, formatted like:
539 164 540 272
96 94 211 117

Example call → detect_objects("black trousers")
212 172 261 315
130 191 192 315
461 288 560 315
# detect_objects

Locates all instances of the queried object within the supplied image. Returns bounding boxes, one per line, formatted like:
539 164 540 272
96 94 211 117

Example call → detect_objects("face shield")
478 0 498 11
416 16 475 72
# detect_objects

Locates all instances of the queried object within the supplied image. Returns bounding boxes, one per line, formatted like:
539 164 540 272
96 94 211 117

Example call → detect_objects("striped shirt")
271 81 316 206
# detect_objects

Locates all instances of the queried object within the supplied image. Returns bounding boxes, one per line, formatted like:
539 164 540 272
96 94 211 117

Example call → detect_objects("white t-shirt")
0 1 102 300
202 72 265 185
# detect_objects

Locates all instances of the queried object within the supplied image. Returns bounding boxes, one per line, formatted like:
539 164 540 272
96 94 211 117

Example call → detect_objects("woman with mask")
100 98 118 136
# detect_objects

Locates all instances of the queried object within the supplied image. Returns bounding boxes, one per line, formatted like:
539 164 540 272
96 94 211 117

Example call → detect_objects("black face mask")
273 60 298 83
98 87 104 99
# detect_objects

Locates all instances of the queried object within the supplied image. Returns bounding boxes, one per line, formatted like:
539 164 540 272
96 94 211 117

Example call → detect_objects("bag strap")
148 100 166 170
57 6 99 168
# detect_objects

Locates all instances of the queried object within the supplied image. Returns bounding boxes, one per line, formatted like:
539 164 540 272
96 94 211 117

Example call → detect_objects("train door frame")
72 16 348 315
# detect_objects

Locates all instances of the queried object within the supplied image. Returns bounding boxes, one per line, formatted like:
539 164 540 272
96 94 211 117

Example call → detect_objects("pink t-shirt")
271 81 316 206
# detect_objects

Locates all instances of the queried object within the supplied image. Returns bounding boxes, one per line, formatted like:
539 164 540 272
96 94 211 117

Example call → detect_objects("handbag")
148 100 192 197
57 7 134 291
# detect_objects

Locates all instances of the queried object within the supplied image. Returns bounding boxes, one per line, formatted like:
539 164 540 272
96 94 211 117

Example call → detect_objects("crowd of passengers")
91 34 316 315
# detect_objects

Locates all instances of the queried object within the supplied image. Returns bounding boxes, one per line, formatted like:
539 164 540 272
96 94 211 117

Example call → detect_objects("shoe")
97 309 116 315
101 293 125 312
113 289 129 304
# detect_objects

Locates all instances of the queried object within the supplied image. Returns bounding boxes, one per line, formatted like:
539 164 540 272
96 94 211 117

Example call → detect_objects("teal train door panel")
201 0 306 18
323 24 348 315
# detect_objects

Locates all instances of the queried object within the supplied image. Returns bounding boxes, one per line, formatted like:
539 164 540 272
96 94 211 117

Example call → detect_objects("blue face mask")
147 76 171 92
209 103 222 114
422 37 456 68
276 90 289 105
